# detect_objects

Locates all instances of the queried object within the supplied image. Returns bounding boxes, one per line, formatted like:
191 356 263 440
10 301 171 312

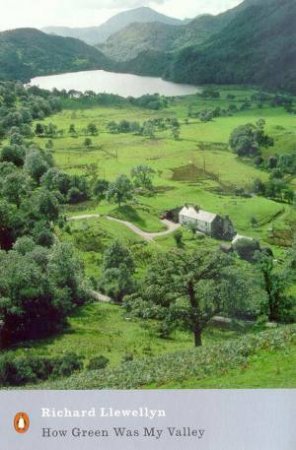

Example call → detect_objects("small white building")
179 206 217 234
178 205 236 240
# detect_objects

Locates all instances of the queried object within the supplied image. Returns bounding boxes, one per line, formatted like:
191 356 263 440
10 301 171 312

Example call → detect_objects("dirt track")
69 214 180 241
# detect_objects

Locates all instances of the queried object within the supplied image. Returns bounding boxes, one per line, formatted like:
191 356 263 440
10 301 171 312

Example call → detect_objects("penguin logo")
14 412 30 434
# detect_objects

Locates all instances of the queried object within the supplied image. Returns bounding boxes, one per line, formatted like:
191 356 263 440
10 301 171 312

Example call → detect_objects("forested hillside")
167 0 296 93
0 81 89 356
99 11 236 62
116 0 296 94
0 28 111 82
99 22 182 62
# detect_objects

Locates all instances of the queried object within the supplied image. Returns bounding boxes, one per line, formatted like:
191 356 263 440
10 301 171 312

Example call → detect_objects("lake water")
30 70 200 98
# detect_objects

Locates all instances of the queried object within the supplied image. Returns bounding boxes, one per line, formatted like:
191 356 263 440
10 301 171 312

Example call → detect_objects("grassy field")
7 302 243 368
8 86 295 388
36 89 295 244
32 325 296 389
37 87 295 272
157 344 296 389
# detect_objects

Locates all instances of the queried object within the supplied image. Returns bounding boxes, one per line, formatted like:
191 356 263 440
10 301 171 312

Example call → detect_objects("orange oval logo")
14 412 30 434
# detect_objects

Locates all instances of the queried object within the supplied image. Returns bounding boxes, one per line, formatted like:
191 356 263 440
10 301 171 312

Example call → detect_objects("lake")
29 70 200 98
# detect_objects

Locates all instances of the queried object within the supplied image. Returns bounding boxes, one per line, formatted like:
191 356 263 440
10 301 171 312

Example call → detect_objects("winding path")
68 214 180 241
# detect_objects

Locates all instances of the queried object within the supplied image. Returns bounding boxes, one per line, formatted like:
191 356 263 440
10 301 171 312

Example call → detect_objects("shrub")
52 353 83 377
0 352 84 386
233 238 260 262
0 355 36 386
87 355 109 371
173 229 183 247
122 353 134 363
196 231 206 240
157 321 172 339
35 229 55 247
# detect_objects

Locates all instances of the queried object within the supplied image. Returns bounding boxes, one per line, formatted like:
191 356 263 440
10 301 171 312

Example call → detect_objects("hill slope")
99 12 237 62
99 22 182 62
167 0 296 92
31 325 296 389
119 0 296 93
99 0 254 62
0 28 111 82
43 7 183 46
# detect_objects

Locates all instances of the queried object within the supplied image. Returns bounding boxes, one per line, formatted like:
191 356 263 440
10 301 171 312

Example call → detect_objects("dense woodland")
0 83 88 354
0 29 111 82
165 0 296 93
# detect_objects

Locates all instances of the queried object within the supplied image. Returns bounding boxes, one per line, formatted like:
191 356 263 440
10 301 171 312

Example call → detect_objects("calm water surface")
30 70 200 98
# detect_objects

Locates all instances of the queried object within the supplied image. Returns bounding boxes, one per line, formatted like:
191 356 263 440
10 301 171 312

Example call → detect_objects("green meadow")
9 302 244 369
36 87 295 253
157 343 296 389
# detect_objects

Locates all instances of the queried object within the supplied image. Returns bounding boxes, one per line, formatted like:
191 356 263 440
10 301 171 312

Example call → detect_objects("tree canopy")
124 249 255 346
0 241 88 348
106 175 134 206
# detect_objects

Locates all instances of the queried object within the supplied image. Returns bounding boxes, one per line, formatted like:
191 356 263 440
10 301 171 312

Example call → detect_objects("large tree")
125 249 251 346
0 199 17 250
87 123 98 136
106 175 133 207
0 242 88 348
99 241 135 303
24 148 51 182
229 121 273 158
0 144 25 167
256 253 295 323
131 165 155 191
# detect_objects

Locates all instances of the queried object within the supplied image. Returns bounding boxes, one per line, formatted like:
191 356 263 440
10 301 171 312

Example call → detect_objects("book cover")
0 0 295 448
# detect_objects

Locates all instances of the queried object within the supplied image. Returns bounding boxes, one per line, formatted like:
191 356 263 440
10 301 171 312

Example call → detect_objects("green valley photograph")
0 0 295 390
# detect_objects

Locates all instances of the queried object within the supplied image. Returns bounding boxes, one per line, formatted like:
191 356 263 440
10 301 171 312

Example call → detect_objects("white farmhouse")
179 206 216 234
178 205 235 240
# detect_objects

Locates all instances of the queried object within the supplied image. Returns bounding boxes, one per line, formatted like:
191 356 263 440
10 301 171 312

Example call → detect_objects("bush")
0 355 37 386
196 231 206 240
52 353 83 377
233 238 260 262
67 187 84 204
87 355 109 371
0 352 84 386
35 229 55 247
173 229 183 247
122 353 134 363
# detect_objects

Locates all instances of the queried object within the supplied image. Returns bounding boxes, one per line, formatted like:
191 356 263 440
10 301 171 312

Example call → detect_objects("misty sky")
0 0 243 31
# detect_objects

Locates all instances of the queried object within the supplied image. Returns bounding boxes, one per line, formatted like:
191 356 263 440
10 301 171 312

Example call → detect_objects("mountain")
99 22 182 62
99 12 235 62
98 2 247 62
167 0 296 92
43 7 183 46
0 28 112 82
119 0 296 93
